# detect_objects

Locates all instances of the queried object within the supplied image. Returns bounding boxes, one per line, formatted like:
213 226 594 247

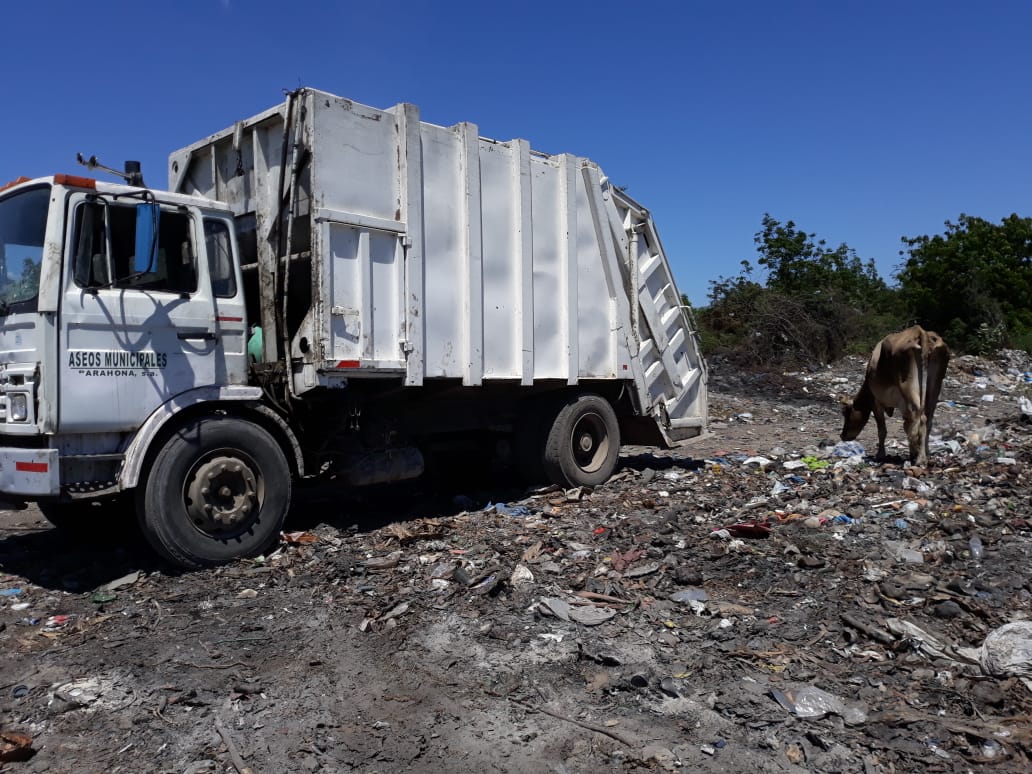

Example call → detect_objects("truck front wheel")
138 415 291 569
543 394 621 488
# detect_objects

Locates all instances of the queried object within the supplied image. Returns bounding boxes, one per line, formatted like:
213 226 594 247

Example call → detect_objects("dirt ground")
2 350 1032 773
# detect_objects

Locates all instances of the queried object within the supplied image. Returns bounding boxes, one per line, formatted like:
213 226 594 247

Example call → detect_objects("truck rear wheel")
138 415 291 569
543 394 620 488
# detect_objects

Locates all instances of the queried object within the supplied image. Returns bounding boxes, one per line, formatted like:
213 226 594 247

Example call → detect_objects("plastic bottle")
969 535 984 561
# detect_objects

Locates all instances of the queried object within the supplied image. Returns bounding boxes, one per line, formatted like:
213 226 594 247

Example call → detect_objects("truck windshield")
0 186 49 312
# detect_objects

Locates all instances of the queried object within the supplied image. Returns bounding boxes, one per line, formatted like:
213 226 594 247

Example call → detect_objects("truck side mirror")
134 202 160 275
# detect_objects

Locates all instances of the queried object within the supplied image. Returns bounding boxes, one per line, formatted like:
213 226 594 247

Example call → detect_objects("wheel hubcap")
186 455 259 534
571 412 610 474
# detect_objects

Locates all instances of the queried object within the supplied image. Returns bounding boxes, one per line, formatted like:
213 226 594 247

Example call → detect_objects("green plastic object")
247 326 263 363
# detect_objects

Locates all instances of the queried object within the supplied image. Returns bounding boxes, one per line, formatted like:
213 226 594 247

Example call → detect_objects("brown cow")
839 325 949 466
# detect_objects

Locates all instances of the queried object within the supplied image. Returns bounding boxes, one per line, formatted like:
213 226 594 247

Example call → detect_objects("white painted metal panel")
528 155 564 379
310 96 400 225
420 123 464 378
170 88 708 441
479 141 519 378
574 170 618 379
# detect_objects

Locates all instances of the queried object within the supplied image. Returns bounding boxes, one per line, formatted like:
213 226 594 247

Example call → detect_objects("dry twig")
509 697 637 747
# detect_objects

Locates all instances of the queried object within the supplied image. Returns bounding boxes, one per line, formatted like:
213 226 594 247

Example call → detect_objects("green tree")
698 215 901 364
755 214 890 308
897 214 1032 353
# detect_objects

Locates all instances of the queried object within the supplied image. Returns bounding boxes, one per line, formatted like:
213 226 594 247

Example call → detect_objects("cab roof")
0 174 226 210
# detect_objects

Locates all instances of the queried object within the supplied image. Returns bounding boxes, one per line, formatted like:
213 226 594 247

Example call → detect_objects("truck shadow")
0 511 165 592
286 474 533 534
0 454 703 589
0 473 531 590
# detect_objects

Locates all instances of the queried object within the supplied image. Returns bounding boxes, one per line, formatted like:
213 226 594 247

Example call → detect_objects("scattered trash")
484 502 532 518
770 685 868 725
281 530 318 545
742 456 773 468
1020 395 1032 418
722 520 772 539
980 621 1032 682
364 551 403 571
623 561 661 578
0 731 34 763
568 606 617 626
884 618 981 665
969 535 984 561
539 597 571 621
831 441 865 458
800 456 831 470
884 541 925 564
670 587 709 603
100 572 140 592
0 347 1029 771
380 601 410 621
43 615 74 630
510 564 534 586
49 676 114 712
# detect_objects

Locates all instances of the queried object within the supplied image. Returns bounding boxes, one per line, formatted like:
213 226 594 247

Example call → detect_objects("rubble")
1 348 1031 772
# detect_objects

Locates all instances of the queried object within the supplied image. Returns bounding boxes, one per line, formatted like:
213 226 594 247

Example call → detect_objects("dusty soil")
2 351 1032 773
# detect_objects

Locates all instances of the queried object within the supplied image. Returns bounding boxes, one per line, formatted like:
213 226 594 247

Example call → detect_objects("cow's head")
839 395 868 441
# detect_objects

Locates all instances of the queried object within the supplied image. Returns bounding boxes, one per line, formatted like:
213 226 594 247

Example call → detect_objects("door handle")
177 330 218 342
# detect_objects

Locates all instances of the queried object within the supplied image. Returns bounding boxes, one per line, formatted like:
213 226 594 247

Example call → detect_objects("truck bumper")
0 448 60 497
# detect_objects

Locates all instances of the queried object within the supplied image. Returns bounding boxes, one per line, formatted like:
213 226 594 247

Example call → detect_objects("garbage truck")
0 88 707 568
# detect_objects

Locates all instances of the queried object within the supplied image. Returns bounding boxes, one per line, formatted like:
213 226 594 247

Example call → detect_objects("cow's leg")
873 404 887 459
923 405 935 462
924 353 948 464
903 408 928 465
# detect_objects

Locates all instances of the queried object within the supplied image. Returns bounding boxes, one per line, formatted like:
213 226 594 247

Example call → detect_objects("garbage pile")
1 349 1031 773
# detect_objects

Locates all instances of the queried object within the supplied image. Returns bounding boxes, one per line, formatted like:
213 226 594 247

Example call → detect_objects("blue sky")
4 1 1030 305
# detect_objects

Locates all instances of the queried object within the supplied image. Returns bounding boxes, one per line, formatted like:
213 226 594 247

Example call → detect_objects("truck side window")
72 201 197 293
72 201 108 288
204 219 236 298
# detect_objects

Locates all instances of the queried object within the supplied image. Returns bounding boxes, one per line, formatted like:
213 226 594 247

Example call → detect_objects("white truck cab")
0 175 248 495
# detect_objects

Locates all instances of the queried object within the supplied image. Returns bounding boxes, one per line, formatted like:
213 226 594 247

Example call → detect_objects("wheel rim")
184 451 264 537
570 411 611 475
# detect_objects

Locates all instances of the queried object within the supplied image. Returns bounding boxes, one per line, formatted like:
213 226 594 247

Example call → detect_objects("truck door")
58 195 222 432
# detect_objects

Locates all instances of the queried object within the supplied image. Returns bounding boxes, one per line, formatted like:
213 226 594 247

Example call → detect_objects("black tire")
137 415 291 569
39 497 135 534
543 394 620 488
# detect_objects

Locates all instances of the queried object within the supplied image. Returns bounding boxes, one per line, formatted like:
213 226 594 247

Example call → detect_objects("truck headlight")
9 393 28 422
